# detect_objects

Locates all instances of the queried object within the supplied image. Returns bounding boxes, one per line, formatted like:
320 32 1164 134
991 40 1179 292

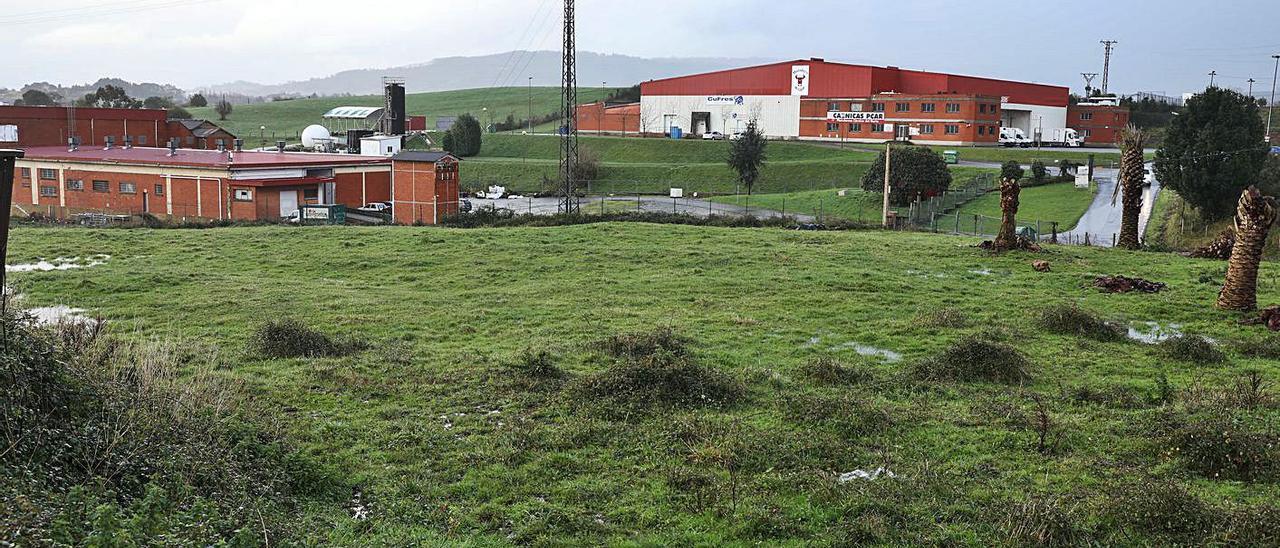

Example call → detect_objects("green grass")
953 181 1096 232
849 144 1140 166
188 87 611 141
709 188 884 221
8 223 1279 544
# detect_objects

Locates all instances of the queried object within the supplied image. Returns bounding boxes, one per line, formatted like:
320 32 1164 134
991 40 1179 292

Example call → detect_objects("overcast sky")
3 0 1279 97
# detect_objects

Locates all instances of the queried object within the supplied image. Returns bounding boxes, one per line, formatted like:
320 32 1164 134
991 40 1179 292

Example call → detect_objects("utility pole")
527 76 533 135
600 81 606 136
0 149 22 304
1208 70 1217 88
882 141 892 228
1269 54 1279 143
1081 73 1098 96
1100 40 1118 94
558 0 579 213
1248 78 1257 97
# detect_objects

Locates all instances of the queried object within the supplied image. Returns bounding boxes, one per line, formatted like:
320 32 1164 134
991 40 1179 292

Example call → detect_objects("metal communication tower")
1100 40 1118 94
558 0 579 213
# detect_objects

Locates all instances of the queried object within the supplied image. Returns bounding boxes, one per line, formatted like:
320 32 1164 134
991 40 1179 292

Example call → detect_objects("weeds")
248 318 366 358
504 348 563 379
1035 304 1125 342
916 307 971 329
798 356 875 385
570 328 744 414
912 336 1032 384
1158 335 1226 364
1160 408 1277 481
781 392 893 438
1003 494 1091 547
599 326 689 361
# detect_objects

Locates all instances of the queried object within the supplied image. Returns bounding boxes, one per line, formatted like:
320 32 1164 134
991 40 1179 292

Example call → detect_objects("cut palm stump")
1217 186 1278 311
1185 229 1235 260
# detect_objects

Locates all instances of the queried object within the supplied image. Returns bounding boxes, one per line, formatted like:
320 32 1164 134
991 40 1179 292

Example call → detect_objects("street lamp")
259 125 266 148
527 77 533 135
1269 54 1279 144
600 81 607 136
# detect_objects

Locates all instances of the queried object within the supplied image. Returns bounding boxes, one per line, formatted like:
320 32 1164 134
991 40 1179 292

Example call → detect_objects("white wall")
639 95 800 138
1000 103 1067 134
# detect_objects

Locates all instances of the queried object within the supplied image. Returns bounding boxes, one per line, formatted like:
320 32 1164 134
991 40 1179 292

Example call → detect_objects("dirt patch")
1184 229 1234 260
977 238 1041 252
1240 306 1280 331
1094 275 1166 294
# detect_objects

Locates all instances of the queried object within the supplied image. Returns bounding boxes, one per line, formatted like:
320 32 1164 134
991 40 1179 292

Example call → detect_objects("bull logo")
794 72 806 90
791 65 810 95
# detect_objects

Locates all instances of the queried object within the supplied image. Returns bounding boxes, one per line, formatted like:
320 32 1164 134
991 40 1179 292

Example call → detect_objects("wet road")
1061 165 1162 247
469 195 813 221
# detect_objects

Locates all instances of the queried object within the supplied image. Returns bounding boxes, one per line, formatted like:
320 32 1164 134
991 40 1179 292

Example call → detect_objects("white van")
999 127 1031 147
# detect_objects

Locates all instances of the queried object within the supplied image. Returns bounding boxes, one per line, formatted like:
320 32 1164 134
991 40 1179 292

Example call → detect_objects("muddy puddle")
6 255 110 273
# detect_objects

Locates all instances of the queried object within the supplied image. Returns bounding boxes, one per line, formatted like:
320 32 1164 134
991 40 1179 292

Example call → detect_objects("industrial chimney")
383 77 406 135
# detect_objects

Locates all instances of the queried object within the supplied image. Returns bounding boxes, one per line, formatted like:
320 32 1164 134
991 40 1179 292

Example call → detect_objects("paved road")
469 195 813 222
1061 164 1162 247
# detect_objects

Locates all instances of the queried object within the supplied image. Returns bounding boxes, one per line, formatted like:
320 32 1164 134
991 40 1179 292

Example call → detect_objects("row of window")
1079 112 1094 121
825 122 889 133
37 179 165 197
826 101 986 114
822 123 1002 137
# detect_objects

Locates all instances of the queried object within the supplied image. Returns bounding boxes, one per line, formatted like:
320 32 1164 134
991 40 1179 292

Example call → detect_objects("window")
989 104 999 113
945 103 961 113
39 186 57 197
850 103 863 112
871 123 886 133
849 123 861 132
186 136 195 145
65 179 84 191
39 168 56 180
92 180 109 192
978 126 985 136
155 184 165 196
234 189 253 201
944 124 960 135
871 102 885 112
1083 129 1093 138
19 167 30 179
303 188 319 200
895 102 910 112
216 139 225 149
979 104 987 113
920 124 935 134
921 103 935 113
826 122 839 131
119 182 136 194
137 135 147 145
827 101 842 111
1079 112 1094 121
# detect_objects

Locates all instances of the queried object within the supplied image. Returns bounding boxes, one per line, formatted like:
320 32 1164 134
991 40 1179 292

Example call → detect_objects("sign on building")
0 125 17 142
827 111 885 122
791 65 810 96
705 96 745 106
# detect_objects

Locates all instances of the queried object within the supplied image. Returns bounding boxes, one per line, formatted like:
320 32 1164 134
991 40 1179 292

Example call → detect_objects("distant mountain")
0 78 187 104
195 51 770 97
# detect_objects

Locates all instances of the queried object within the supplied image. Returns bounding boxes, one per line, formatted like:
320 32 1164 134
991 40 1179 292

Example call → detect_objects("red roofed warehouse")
0 105 237 150
625 58 1107 146
13 144 394 221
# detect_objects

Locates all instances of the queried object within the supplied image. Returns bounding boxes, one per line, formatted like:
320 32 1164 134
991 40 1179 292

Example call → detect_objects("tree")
187 93 208 108
1114 125 1147 249
1217 186 1277 311
76 85 141 108
441 131 455 155
18 89 58 106
1029 160 1047 185
993 178 1022 250
1000 160 1024 182
573 146 600 182
142 96 175 110
443 114 482 157
1154 87 1268 220
860 145 951 206
166 106 192 120
727 120 768 202
214 98 233 121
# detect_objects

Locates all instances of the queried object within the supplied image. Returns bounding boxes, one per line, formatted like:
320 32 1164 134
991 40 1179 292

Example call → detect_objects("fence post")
1036 220 1042 241
1051 222 1058 244
955 212 960 234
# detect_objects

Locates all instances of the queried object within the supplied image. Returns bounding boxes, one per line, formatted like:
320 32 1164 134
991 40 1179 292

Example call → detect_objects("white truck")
1030 127 1084 148
999 127 1032 147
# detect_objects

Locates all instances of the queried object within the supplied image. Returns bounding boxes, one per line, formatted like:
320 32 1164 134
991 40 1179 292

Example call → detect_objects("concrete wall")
639 95 800 138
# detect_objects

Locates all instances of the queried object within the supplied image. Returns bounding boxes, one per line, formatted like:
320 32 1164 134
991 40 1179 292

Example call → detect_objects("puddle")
6 255 110 273
27 305 98 326
831 342 903 362
1127 321 1182 344
968 269 993 276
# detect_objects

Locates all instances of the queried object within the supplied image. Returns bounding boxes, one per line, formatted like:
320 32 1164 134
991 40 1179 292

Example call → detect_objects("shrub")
571 329 744 414
859 146 952 206
916 306 971 329
599 326 689 361
1107 479 1215 543
248 318 365 358
1001 160 1025 181
912 336 1032 384
1029 160 1047 185
1162 409 1277 481
798 356 874 385
505 348 562 379
1158 335 1226 364
1035 304 1125 342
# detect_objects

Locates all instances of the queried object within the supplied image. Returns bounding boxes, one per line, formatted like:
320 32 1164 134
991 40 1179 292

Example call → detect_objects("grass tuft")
798 356 875 385
248 318 365 358
912 336 1032 384
1158 335 1226 364
1036 304 1125 342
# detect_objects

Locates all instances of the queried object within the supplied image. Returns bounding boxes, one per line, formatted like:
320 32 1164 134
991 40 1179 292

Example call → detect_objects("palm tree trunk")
994 178 1020 249
1218 186 1278 311
1116 126 1146 249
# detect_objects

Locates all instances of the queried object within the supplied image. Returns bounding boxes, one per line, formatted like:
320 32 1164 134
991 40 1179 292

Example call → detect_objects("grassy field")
952 181 1097 232
187 87 611 140
8 223 1280 544
848 144 1136 166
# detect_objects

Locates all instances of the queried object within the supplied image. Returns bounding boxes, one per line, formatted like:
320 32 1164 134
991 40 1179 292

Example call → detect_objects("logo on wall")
791 65 810 96
706 95 746 106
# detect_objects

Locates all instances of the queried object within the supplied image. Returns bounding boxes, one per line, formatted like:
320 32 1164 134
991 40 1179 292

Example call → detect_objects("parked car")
702 131 725 140
1143 165 1155 186
358 202 391 213
284 210 300 224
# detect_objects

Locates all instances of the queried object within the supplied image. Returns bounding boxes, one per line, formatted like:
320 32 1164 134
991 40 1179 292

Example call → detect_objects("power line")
488 0 553 90
0 0 220 25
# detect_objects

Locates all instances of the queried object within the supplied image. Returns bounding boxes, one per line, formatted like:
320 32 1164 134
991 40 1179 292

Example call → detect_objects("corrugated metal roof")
322 106 384 119
20 146 390 169
392 151 456 163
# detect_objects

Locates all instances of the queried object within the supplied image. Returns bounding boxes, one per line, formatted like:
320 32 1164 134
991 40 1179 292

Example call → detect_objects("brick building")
13 145 392 221
635 58 1074 146
390 151 460 225
575 102 641 135
1066 100 1131 145
0 105 236 150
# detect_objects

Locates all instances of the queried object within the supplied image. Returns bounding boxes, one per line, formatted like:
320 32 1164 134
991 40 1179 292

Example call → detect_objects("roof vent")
123 135 133 149
103 136 114 150
810 57 824 62
167 138 178 157
67 137 78 152
276 140 286 153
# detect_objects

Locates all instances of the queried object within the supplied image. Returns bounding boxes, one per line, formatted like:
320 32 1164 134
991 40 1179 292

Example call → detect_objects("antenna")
1208 70 1218 88
558 0 579 213
1099 40 1118 94
1081 73 1098 96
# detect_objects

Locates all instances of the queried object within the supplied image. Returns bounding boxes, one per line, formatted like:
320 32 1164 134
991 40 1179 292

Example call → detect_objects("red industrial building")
12 145 399 221
390 151 460 225
0 105 237 150
575 58 1127 146
1066 99 1131 145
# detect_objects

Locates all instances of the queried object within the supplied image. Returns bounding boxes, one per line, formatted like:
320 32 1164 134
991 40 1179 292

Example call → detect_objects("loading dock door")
279 190 298 218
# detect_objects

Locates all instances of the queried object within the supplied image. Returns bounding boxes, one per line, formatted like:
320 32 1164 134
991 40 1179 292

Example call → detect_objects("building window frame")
945 103 961 113
871 123 886 133
920 124 935 134
871 102 885 112
1080 112 1094 121
39 185 58 197
944 124 960 135
234 189 253 201
827 101 842 111
92 180 110 193
849 123 861 132
920 103 935 113
119 182 136 194
826 122 839 132
895 102 910 112
38 168 57 180
155 184 165 196
19 167 30 179
65 179 84 191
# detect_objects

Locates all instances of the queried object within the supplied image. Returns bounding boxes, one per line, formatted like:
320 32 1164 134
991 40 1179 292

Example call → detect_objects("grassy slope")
8 224 1279 544
953 181 1096 232
848 144 1136 166
188 87 611 140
